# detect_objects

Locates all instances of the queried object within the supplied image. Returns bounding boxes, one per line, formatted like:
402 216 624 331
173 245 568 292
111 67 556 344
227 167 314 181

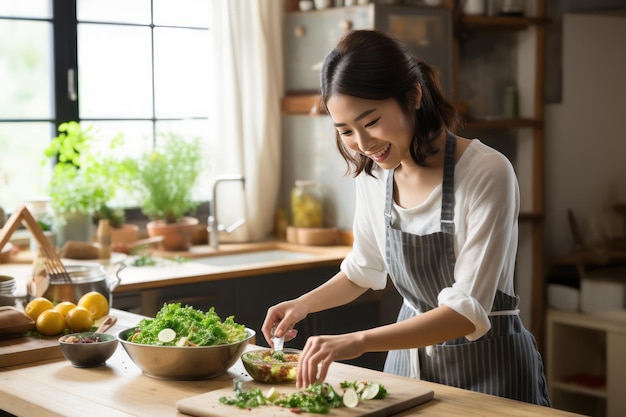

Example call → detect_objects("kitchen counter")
0 241 352 294
0 309 581 417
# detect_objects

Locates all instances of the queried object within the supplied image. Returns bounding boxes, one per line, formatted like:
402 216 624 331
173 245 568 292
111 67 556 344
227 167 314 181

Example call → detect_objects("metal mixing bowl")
117 327 255 380
58 332 118 368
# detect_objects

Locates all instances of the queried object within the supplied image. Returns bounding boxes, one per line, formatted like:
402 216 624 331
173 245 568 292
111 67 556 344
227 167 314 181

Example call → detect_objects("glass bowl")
241 348 300 384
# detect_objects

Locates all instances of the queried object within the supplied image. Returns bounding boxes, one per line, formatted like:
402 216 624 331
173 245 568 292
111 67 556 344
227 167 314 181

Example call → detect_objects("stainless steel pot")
41 264 124 313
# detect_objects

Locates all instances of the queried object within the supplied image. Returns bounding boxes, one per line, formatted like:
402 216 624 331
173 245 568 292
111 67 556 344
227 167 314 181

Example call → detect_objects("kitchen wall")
544 10 626 260
280 115 355 230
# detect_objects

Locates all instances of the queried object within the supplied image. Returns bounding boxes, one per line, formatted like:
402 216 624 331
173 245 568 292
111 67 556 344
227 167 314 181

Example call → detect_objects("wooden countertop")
0 241 352 295
0 309 582 417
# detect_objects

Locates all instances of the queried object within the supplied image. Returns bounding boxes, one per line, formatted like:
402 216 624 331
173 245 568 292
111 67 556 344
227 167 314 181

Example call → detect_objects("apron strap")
441 131 456 234
384 131 457 233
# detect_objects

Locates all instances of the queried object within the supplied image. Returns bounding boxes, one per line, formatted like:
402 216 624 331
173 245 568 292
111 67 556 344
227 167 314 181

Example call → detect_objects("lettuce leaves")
129 303 247 346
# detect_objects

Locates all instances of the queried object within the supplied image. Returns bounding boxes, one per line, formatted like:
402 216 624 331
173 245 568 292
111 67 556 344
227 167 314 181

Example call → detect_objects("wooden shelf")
519 212 543 222
458 15 550 32
281 94 324 115
463 117 542 130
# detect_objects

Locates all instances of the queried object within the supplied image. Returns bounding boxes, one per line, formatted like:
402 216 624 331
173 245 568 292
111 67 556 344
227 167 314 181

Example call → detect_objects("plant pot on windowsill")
110 223 140 246
146 217 199 251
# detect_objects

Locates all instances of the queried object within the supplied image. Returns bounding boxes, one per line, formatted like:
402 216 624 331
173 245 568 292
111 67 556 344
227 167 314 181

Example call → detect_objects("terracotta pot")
110 224 139 245
146 217 199 251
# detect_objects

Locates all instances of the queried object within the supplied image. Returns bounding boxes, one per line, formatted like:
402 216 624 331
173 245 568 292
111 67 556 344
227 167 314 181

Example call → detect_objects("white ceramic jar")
463 0 485 15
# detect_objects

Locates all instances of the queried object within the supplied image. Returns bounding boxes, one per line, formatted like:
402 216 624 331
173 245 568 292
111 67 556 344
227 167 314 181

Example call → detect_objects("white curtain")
209 1 284 242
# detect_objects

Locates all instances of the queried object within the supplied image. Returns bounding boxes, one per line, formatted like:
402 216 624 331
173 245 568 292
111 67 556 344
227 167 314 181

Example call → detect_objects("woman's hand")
297 333 366 389
261 299 307 348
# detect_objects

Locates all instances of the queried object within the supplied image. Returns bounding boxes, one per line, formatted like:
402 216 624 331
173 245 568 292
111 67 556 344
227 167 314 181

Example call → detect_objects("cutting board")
0 334 63 367
176 364 434 417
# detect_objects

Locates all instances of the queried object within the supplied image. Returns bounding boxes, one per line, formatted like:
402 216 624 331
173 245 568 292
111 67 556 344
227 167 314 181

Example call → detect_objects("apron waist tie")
403 300 520 359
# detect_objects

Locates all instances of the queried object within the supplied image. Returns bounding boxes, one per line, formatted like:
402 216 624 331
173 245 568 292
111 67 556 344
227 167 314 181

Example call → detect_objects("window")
0 0 213 213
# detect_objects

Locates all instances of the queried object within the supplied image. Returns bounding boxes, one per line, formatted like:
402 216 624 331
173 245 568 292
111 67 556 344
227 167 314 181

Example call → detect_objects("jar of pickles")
291 180 323 227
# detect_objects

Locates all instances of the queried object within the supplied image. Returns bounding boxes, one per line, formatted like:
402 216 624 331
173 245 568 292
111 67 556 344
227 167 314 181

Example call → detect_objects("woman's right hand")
261 298 308 348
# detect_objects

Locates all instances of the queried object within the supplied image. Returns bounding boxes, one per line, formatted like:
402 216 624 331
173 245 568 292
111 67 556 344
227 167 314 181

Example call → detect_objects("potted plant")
128 132 206 251
43 121 132 246
93 204 139 247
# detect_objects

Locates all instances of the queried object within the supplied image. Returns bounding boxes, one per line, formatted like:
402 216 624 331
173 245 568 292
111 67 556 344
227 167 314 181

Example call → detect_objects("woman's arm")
297 305 475 388
261 271 368 345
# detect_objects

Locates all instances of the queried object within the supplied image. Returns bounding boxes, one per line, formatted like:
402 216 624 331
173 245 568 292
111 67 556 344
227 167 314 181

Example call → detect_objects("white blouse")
340 139 520 341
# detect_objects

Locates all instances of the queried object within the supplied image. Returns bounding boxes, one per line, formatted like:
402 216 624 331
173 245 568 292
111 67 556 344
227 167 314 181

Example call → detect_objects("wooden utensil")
94 315 117 334
0 205 71 283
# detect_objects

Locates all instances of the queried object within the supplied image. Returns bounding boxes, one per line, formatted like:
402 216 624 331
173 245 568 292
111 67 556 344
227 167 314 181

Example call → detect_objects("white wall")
545 12 626 259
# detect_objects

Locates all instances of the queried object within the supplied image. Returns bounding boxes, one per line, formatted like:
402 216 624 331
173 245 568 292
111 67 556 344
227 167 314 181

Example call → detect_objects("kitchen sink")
190 249 315 267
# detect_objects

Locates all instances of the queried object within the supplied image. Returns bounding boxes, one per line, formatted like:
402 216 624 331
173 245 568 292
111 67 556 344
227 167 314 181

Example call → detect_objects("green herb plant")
42 121 134 221
128 132 206 224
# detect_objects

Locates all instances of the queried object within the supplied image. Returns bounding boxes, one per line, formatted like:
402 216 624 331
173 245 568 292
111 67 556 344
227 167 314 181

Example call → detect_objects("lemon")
25 297 55 321
77 291 108 320
36 309 66 336
343 387 359 408
54 301 77 318
361 383 380 400
265 387 279 402
66 306 94 332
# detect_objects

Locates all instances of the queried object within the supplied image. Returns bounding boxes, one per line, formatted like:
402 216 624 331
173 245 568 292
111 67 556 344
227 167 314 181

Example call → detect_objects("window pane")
0 122 54 213
78 24 153 119
154 27 211 118
0 0 51 18
82 120 154 208
156 119 213 203
0 20 53 119
77 0 150 25
153 0 210 28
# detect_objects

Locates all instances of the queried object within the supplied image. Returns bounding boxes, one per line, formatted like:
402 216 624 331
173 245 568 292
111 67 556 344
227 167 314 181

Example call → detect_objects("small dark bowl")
241 348 300 384
59 332 118 367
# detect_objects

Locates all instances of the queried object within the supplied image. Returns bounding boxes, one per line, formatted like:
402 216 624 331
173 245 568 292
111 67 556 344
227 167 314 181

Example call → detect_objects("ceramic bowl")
59 332 118 367
241 348 300 384
299 0 314 11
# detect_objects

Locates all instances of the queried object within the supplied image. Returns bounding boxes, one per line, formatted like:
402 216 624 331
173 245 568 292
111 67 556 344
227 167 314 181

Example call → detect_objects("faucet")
208 175 246 249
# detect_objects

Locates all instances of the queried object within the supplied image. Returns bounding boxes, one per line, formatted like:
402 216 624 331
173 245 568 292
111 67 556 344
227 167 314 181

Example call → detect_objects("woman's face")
326 94 414 170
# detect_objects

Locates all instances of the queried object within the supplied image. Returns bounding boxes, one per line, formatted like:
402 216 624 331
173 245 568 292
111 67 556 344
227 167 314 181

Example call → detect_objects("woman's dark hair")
320 29 460 177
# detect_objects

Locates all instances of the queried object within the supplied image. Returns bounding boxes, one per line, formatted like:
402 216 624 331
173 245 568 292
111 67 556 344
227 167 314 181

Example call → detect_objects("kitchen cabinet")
546 309 626 417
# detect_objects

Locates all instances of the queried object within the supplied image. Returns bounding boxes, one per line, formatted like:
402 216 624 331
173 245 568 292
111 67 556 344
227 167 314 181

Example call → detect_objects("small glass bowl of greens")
241 348 300 384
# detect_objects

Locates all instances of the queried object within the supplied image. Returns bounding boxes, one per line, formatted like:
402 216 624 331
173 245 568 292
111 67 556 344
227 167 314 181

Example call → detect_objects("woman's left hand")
297 332 365 389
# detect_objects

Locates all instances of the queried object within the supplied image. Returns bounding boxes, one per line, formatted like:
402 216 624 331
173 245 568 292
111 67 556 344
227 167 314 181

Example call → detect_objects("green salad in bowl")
127 303 248 346
117 303 254 379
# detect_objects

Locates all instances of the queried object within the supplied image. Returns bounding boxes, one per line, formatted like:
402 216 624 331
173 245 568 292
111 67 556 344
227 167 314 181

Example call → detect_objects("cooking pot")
37 264 124 313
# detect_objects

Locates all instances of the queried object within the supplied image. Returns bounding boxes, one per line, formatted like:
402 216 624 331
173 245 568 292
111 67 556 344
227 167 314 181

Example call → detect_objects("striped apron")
382 132 551 406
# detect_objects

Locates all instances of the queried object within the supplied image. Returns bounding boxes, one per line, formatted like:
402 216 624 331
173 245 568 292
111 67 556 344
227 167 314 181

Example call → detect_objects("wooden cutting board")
0 334 63 367
176 364 434 417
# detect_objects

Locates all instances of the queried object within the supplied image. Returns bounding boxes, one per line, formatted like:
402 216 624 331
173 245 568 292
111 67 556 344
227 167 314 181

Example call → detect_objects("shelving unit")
546 309 626 417
451 0 548 348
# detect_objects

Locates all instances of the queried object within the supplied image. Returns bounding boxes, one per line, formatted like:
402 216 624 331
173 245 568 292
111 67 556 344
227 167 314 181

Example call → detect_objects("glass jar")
291 180 323 228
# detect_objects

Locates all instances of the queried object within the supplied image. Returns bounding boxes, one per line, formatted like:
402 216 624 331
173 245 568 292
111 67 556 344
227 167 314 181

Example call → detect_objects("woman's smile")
368 143 391 162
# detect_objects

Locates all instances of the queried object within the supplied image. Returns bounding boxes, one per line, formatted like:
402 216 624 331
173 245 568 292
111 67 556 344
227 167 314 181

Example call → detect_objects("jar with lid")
291 180 323 228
